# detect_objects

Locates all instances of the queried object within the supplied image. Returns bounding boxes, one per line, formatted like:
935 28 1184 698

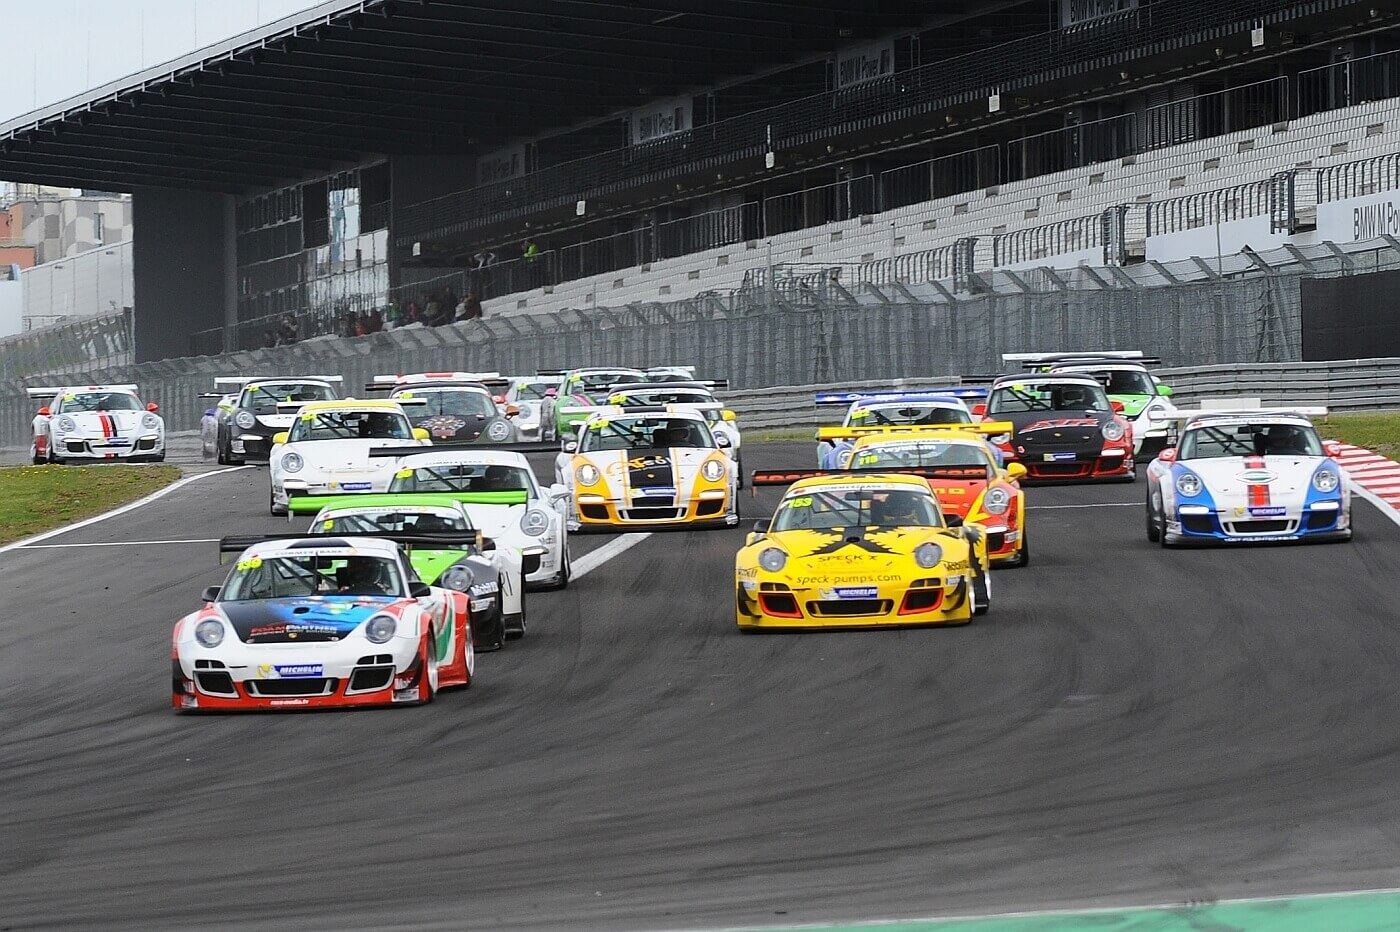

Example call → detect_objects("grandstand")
1 0 1400 362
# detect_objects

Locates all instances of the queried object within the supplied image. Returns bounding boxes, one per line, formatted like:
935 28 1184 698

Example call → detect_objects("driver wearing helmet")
335 556 392 595
870 490 924 528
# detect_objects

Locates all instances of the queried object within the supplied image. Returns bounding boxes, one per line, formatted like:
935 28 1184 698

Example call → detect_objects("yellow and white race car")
555 406 738 530
736 473 991 630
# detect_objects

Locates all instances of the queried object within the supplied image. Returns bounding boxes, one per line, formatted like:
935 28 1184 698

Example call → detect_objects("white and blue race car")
1144 406 1351 546
814 388 986 468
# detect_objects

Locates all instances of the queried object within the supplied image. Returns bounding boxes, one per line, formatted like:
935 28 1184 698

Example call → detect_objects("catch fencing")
0 272 1303 446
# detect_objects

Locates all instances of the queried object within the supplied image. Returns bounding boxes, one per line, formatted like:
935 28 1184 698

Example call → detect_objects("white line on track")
570 532 652 579
1028 502 1139 510
19 538 220 549
1352 483 1400 529
0 465 252 555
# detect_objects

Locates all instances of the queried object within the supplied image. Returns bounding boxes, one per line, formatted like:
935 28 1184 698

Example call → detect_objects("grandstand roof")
0 0 942 193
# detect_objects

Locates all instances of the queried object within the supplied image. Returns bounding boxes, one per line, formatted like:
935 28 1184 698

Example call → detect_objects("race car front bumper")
1165 502 1351 545
1009 450 1134 482
231 431 278 462
53 433 164 461
173 636 428 711
570 490 739 531
736 577 974 629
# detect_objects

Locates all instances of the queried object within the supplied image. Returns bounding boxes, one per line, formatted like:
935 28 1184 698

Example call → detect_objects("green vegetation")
749 427 817 442
0 465 180 545
1318 412 1400 459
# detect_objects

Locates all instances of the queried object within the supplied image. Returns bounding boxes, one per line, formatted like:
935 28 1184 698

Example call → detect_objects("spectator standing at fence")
456 292 484 323
522 239 539 261
262 329 277 349
384 301 401 329
424 295 441 327
277 315 299 345
366 310 384 333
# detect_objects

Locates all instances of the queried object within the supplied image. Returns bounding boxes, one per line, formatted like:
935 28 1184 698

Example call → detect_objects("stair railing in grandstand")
1297 47 1400 120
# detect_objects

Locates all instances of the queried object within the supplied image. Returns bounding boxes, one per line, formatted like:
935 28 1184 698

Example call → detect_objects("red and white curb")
1334 443 1400 527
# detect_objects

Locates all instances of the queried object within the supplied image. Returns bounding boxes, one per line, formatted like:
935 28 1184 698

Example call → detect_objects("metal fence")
1297 47 1400 119
1145 180 1273 236
0 311 133 380
0 270 1305 446
1143 76 1290 151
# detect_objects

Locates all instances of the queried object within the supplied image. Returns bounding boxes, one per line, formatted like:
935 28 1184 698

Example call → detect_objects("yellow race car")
736 473 991 631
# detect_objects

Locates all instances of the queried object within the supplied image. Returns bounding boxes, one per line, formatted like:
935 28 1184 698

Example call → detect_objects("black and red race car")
972 374 1135 482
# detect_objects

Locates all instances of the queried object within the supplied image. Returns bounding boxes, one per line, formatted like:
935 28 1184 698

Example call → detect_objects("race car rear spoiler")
750 465 996 488
364 441 563 455
364 374 509 391
608 380 729 392
1004 351 1145 366
277 398 429 412
214 376 343 386
287 491 530 515
216 531 545 574
26 384 138 398
814 387 987 405
1167 405 1329 420
536 368 569 377
816 422 1014 440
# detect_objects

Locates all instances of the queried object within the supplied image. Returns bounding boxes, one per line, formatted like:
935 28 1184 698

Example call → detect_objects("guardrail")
719 359 1400 431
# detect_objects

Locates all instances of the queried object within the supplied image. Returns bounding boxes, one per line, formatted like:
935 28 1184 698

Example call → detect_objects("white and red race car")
173 535 475 711
28 384 165 464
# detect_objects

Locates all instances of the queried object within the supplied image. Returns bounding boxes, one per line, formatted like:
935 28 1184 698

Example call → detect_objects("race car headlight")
486 420 512 441
914 542 944 568
1102 421 1126 442
234 410 256 429
365 614 397 644
758 547 787 572
281 452 304 473
439 566 473 591
1175 472 1203 497
56 415 76 433
576 463 601 486
983 487 1011 515
142 413 161 430
194 619 224 649
520 508 550 537
701 459 726 482
1312 468 1340 493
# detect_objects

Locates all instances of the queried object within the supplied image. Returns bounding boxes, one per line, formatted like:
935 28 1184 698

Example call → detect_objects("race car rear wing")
214 376 344 387
364 441 562 455
276 398 430 413
1004 351 1146 368
750 464 996 488
287 490 530 516
219 530 544 572
816 422 1014 441
26 384 139 398
536 368 569 377
1166 405 1329 421
364 373 508 391
608 380 728 393
814 387 987 405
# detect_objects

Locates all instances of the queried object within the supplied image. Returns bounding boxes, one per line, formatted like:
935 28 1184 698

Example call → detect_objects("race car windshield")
580 417 715 451
1179 423 1323 460
319 511 471 534
243 382 336 413
1065 369 1156 395
222 554 404 600
288 411 413 441
850 404 971 426
988 382 1111 414
614 390 715 407
851 442 994 476
390 463 537 495
513 382 557 401
58 392 143 412
398 389 497 418
772 488 942 531
573 372 645 392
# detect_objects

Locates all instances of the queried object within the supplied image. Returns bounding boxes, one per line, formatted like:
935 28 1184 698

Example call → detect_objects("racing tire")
736 452 745 490
269 487 287 517
504 576 527 640
1145 486 1161 543
419 632 438 705
549 547 571 590
475 605 507 652
971 566 991 617
30 448 44 466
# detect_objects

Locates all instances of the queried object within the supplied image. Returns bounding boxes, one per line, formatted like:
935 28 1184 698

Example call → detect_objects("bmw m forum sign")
1316 189 1400 242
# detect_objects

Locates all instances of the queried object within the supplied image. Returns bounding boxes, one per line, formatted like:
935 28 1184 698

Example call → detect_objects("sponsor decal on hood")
221 596 398 643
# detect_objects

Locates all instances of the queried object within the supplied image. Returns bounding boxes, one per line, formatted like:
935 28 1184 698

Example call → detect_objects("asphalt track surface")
4 442 1400 931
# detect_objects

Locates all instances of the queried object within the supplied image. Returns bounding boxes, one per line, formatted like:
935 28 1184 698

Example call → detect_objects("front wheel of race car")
549 547 571 590
1145 486 1161 543
971 566 991 617
505 576 528 640
419 630 438 705
268 487 287 517
1010 530 1029 567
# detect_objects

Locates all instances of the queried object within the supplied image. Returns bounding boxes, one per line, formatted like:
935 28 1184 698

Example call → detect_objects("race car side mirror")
200 586 221 603
1158 384 1174 396
147 402 160 412
1005 462 1027 481
745 532 764 546
752 519 769 534
722 409 737 422
272 431 290 445
1323 440 1343 457
971 403 987 417
409 581 433 598
413 428 431 442
1110 400 1125 413
563 440 578 453
1158 447 1178 463
36 406 50 417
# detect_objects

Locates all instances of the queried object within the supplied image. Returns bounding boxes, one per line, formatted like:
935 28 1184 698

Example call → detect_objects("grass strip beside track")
1319 412 1400 459
0 464 180 545
750 428 817 442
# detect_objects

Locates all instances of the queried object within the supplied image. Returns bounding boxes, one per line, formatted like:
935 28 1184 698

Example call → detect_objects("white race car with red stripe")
28 384 165 464
1145 406 1351 546
173 536 474 711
